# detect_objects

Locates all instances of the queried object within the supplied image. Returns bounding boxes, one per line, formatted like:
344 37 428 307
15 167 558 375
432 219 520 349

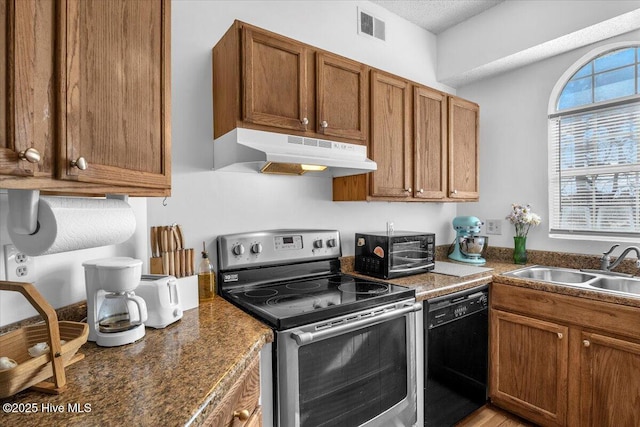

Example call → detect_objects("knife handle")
162 252 170 275
180 249 186 277
161 228 169 254
150 226 158 258
175 224 184 250
186 249 194 276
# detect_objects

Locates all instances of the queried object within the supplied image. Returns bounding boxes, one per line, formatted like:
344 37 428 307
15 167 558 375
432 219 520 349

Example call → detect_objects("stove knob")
232 244 245 256
251 243 263 254
327 238 337 248
313 239 323 249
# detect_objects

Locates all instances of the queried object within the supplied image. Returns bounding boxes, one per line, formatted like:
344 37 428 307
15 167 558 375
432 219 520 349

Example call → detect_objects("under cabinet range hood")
213 128 377 177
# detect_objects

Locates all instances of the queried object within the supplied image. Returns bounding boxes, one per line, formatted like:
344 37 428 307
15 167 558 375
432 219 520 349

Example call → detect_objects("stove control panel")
218 229 342 270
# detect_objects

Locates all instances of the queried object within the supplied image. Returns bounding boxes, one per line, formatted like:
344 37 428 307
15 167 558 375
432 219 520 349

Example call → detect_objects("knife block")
150 257 164 275
149 249 194 277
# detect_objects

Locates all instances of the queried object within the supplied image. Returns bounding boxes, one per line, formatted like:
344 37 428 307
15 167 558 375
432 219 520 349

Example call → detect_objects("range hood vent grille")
213 128 377 177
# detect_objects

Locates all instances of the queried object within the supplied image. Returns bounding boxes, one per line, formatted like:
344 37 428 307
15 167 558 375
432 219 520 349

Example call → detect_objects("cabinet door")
242 26 308 132
579 331 640 426
448 96 479 200
490 309 568 427
0 0 54 179
370 70 411 198
414 86 447 199
316 52 367 142
58 0 170 189
203 355 261 427
245 406 262 427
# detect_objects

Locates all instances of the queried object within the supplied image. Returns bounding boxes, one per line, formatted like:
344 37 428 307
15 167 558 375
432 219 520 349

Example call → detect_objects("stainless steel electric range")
217 229 422 427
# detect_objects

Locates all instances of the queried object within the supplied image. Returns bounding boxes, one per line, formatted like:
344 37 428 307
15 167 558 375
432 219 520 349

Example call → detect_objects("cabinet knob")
419 189 424 193
451 189 458 195
557 332 563 339
70 157 88 170
301 117 309 126
18 147 41 164
405 188 412 193
583 340 590 347
233 409 250 421
321 120 328 129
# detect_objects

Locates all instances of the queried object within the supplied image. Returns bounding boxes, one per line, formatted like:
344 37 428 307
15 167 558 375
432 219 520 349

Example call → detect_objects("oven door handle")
390 263 434 273
290 302 422 345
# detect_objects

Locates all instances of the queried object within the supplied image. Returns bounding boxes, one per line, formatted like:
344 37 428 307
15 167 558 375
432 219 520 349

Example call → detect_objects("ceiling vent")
358 8 386 42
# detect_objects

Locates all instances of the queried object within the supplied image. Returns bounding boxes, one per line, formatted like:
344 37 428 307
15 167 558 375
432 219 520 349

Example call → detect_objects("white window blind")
549 100 640 238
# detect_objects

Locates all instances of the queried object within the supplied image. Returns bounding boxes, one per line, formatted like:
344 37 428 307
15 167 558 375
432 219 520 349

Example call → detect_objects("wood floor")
456 404 536 427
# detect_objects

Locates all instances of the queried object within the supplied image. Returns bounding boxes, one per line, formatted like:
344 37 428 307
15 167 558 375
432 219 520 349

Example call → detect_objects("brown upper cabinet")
369 70 412 198
414 85 448 200
448 96 479 200
242 26 309 133
0 0 171 196
212 20 479 202
214 21 368 145
333 82 479 202
316 52 367 141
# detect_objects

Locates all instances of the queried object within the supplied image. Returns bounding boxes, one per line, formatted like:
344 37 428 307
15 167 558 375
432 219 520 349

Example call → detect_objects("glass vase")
513 236 527 265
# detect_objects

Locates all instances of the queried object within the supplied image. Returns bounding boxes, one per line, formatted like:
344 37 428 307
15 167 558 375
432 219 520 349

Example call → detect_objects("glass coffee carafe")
98 292 147 333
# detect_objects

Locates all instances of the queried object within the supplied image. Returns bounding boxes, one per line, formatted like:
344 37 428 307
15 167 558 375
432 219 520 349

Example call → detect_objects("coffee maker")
83 257 148 347
448 216 488 265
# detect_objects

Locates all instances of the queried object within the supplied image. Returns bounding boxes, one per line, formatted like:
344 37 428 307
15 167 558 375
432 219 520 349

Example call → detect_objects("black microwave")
355 231 436 279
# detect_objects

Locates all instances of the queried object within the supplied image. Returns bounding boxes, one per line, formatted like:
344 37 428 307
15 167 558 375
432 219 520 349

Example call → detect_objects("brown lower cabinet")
204 355 262 427
490 282 640 427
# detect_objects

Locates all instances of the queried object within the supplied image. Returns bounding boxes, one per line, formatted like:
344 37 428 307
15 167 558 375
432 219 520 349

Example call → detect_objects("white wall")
437 0 640 86
151 0 457 266
0 0 456 327
0 194 147 326
456 29 640 256
7 0 632 326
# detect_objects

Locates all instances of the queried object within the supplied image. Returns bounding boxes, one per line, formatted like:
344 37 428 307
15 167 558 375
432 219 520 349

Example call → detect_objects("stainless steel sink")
589 276 640 295
504 265 640 298
505 266 597 284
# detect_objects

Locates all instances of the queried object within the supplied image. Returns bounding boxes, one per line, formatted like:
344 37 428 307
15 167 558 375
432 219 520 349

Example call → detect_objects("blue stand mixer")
448 216 487 265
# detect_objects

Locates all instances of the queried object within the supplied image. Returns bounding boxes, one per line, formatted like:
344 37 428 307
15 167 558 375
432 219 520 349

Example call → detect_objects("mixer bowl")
458 236 488 258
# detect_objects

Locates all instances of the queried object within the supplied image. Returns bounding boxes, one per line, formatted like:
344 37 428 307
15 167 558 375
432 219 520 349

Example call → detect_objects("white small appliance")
136 275 183 329
83 257 148 347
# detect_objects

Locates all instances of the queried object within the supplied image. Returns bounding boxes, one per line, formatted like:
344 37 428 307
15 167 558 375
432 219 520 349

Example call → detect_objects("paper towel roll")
8 197 136 256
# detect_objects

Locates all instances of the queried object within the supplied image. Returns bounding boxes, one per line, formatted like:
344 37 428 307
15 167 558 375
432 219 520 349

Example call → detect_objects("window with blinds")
548 45 640 240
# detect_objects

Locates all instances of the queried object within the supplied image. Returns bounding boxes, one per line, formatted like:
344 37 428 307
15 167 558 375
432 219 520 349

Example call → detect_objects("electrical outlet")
4 244 36 282
485 219 502 235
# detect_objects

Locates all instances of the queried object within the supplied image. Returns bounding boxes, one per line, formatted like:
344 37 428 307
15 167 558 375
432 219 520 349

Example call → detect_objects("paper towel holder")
8 190 129 236
8 189 40 235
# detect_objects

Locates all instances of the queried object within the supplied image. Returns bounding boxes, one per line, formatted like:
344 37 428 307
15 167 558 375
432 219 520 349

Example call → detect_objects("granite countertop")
0 298 273 427
3 250 639 427
342 254 640 308
341 256 517 301
495 269 640 309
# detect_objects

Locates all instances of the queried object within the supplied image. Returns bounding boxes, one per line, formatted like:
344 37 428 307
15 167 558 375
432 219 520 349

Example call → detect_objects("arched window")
548 43 640 241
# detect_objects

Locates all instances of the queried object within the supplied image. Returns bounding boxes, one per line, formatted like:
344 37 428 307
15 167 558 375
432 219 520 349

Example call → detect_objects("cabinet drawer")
204 355 261 427
491 282 640 340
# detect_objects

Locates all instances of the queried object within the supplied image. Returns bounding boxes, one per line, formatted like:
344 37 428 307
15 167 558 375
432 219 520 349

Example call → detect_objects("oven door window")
297 317 407 427
390 240 429 271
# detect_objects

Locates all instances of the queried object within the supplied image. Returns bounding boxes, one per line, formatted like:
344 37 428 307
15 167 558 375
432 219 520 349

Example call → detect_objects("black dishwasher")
424 285 489 426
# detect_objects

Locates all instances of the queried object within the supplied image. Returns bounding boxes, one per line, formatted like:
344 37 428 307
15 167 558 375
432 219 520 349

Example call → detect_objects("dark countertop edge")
494 272 640 309
342 255 640 308
2 250 638 426
0 299 274 427
188 330 271 426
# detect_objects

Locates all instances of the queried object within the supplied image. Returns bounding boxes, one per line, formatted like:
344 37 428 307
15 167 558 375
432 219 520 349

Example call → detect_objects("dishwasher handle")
291 302 422 345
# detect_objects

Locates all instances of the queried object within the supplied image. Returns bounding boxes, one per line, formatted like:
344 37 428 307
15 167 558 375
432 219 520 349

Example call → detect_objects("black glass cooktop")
223 273 415 330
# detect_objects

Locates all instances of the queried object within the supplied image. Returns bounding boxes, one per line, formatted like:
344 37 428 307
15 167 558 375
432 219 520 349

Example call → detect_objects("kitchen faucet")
600 244 640 273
